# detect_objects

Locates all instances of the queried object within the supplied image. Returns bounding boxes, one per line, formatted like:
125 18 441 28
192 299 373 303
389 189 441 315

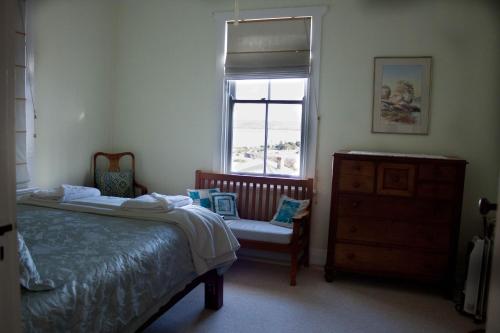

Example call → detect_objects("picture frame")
372 57 432 134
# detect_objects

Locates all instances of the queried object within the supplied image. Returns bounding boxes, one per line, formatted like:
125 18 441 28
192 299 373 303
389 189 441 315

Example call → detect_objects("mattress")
17 203 198 333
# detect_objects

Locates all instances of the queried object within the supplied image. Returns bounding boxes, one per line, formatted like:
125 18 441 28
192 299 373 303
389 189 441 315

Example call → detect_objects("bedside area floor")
143 260 482 333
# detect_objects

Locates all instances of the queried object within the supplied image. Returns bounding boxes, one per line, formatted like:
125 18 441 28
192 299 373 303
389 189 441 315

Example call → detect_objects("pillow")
187 188 220 209
210 192 239 220
17 232 55 291
95 170 134 198
270 195 310 228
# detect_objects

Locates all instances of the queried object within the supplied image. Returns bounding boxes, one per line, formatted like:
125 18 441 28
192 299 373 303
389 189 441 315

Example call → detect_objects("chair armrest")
134 181 148 196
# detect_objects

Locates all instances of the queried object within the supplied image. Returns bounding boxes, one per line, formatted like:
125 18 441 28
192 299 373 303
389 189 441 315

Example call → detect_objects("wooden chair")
93 152 148 197
195 170 314 286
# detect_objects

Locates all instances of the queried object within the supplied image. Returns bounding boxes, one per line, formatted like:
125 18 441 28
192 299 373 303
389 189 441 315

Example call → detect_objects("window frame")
213 6 327 179
226 78 307 178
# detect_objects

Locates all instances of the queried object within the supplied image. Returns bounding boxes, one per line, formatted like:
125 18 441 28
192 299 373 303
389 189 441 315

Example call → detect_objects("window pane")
231 103 266 174
270 79 305 101
233 80 268 100
266 104 302 176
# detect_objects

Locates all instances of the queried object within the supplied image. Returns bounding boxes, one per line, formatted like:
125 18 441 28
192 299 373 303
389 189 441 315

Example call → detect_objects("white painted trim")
213 6 328 179
486 176 500 333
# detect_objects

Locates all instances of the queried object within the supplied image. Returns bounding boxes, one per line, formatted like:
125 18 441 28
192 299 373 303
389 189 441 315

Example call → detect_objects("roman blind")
15 0 30 188
225 17 311 78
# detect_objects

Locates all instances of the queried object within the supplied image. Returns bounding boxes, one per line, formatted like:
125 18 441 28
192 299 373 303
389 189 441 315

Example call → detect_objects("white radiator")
463 236 493 321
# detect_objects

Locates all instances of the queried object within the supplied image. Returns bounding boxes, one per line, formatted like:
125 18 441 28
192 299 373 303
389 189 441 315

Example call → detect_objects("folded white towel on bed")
120 194 167 211
120 193 193 212
151 193 193 209
32 185 101 202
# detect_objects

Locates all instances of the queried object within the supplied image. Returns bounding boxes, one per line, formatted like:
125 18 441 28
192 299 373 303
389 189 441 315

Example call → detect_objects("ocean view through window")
228 79 306 177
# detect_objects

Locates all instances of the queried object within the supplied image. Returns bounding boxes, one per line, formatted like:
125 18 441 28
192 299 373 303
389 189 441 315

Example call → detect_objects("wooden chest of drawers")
325 151 467 285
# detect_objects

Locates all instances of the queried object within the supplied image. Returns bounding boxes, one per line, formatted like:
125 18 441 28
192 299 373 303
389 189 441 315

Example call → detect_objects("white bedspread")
19 197 240 275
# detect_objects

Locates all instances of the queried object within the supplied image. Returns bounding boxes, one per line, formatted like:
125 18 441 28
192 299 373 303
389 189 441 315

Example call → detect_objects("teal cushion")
95 170 134 198
187 188 220 209
270 195 310 228
210 192 239 220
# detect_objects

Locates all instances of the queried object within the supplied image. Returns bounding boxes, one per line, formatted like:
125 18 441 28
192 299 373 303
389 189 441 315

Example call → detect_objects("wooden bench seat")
195 170 314 286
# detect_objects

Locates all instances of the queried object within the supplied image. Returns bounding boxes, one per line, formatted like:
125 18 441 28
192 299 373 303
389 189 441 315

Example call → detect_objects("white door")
0 0 22 331
486 177 500 332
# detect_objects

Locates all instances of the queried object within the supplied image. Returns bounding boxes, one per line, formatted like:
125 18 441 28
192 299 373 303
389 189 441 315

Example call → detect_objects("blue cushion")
210 192 239 220
95 170 134 198
270 195 310 228
187 188 220 209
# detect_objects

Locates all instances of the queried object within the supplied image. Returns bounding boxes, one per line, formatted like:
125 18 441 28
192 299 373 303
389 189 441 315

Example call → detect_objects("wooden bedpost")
204 270 223 310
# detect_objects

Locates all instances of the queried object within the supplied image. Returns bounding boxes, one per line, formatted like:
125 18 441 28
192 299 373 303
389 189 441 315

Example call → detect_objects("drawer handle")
353 164 361 171
349 226 358 233
352 181 361 188
346 253 356 260
351 201 360 208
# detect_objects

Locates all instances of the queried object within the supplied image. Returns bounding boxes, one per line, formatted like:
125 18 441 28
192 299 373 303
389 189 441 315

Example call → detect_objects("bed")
17 197 239 332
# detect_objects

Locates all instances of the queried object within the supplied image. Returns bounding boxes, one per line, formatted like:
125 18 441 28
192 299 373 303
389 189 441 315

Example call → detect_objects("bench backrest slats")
195 170 314 221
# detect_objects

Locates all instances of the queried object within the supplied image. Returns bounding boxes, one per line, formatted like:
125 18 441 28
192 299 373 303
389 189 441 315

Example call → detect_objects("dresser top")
336 150 465 161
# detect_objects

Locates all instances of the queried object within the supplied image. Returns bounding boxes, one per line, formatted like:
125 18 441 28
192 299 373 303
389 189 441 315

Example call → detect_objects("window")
214 7 326 179
228 78 306 177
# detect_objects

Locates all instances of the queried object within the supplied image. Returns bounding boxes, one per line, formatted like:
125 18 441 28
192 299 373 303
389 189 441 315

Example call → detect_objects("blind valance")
225 17 311 78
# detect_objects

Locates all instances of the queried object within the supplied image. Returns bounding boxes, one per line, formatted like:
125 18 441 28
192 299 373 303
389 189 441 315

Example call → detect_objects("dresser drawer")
336 217 451 250
334 243 448 279
417 183 456 200
339 174 374 193
377 163 416 197
419 164 458 182
339 160 375 177
337 195 453 222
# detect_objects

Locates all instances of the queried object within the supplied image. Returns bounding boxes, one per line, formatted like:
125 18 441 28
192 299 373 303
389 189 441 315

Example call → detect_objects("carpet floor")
143 260 483 333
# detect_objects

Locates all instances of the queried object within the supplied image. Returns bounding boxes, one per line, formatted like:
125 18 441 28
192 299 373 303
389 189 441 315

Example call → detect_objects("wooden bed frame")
137 269 223 332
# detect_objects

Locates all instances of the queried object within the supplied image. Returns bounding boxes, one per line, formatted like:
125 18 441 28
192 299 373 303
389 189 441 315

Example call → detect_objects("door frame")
0 0 22 331
486 177 500 332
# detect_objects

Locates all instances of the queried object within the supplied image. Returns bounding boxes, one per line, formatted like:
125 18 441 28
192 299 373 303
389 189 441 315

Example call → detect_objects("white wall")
111 0 500 265
32 0 115 187
32 0 500 267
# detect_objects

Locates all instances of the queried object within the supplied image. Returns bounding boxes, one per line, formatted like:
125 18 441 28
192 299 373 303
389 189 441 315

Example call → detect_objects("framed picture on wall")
372 57 432 134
